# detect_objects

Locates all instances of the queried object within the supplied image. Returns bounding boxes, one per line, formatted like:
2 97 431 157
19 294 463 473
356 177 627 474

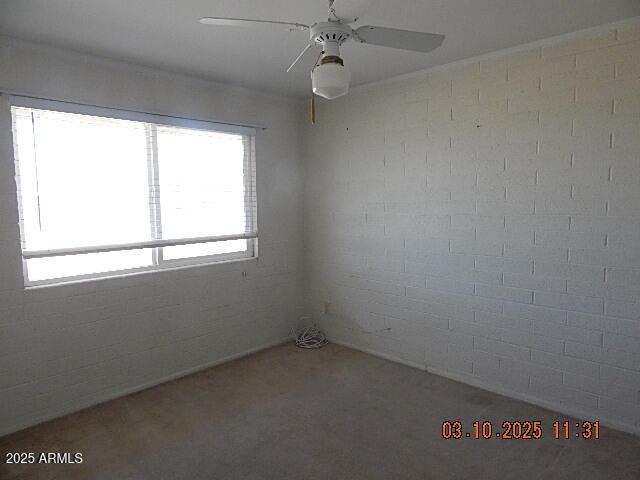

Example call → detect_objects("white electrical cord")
292 324 328 349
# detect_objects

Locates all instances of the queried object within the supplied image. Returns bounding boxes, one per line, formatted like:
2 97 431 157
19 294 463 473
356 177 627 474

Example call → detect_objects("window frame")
9 96 259 287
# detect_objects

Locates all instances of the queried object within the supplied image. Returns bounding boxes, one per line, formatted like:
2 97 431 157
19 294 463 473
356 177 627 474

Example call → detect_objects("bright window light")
11 102 257 285
156 126 248 260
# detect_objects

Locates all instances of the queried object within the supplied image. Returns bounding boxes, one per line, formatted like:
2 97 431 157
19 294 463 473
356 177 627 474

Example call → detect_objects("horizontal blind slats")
11 99 258 280
9 95 259 135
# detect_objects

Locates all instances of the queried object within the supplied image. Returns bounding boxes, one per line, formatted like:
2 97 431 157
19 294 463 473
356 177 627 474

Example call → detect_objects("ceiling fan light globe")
311 62 350 100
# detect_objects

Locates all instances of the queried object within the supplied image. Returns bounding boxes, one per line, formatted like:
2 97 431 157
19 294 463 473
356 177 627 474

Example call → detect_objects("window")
10 97 257 286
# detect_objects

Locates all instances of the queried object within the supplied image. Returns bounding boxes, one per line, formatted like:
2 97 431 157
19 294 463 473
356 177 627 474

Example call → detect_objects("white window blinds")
10 98 257 285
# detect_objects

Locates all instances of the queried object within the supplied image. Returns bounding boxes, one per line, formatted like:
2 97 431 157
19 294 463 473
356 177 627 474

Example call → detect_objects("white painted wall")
0 37 306 436
306 20 640 434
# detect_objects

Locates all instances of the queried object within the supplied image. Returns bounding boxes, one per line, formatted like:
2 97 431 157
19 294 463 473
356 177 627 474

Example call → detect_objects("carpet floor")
1 343 639 479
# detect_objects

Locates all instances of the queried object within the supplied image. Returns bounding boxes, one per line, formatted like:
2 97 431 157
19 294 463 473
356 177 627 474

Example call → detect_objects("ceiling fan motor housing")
311 22 352 53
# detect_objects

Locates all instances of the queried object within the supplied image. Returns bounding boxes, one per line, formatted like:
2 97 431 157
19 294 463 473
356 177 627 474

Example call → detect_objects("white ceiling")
1 1 639 98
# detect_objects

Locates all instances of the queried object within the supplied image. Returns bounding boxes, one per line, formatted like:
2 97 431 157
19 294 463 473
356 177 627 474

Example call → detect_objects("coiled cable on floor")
292 324 328 349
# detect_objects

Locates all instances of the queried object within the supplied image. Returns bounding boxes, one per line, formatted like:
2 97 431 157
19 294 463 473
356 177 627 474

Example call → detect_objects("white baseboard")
329 338 427 372
329 337 640 438
1 336 290 438
6 336 638 439
427 366 640 437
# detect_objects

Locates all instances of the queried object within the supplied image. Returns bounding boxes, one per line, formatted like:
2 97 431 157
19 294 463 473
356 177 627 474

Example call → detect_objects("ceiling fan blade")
286 43 321 72
355 26 444 52
200 17 309 31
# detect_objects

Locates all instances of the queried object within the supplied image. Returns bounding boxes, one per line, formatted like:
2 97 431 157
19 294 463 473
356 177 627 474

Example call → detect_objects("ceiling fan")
200 0 445 100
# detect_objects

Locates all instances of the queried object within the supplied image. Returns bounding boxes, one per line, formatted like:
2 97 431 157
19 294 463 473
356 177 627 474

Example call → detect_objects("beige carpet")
1 343 639 479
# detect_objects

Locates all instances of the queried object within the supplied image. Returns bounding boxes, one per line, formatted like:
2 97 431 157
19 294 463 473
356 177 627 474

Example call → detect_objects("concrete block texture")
306 18 640 434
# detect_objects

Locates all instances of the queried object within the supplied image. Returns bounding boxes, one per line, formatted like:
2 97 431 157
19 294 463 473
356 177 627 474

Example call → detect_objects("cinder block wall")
305 20 640 433
0 37 306 436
